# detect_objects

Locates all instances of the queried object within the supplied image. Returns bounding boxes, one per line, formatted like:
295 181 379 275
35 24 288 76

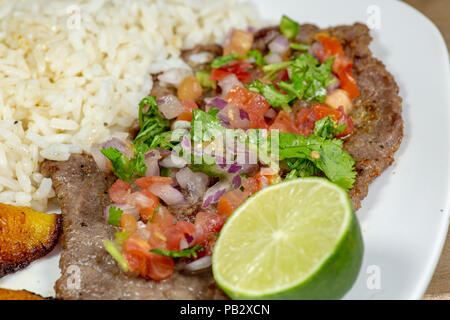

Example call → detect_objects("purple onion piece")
227 163 242 173
209 98 227 110
239 109 250 120
232 174 242 189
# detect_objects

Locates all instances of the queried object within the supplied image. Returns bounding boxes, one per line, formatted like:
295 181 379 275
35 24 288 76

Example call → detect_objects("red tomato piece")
130 189 159 222
313 103 342 121
146 252 174 281
109 179 131 204
175 220 196 235
338 68 360 99
316 33 344 56
217 190 249 216
135 176 173 189
295 108 316 136
225 86 270 129
269 110 299 134
152 206 175 229
210 62 252 83
164 226 184 251
194 212 226 244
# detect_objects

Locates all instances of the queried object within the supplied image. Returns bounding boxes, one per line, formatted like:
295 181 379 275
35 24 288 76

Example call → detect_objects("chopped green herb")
211 54 241 69
313 116 346 139
196 70 216 89
247 50 267 66
248 80 294 107
280 15 299 40
273 132 356 190
101 148 133 181
115 231 130 246
150 244 204 259
160 167 172 177
290 43 311 51
104 239 129 272
107 206 123 226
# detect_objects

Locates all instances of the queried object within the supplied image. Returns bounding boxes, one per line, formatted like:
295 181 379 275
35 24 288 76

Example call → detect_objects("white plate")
1 0 449 299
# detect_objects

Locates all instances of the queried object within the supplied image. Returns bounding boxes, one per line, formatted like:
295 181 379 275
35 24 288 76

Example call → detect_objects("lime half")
212 177 363 299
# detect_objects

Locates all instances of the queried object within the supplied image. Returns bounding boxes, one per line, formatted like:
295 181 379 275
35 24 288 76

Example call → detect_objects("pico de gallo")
97 15 359 281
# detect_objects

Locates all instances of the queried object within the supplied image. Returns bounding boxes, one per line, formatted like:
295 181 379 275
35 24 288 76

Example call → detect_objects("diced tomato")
175 220 196 235
194 212 226 244
217 190 249 215
316 33 344 56
335 106 354 137
120 214 137 234
313 103 342 121
123 234 174 280
180 100 199 112
242 168 278 195
177 76 203 101
295 107 316 136
146 223 168 250
225 86 270 129
332 55 353 75
164 226 184 251
145 252 174 280
131 189 159 222
338 68 359 99
152 206 175 229
135 176 173 189
210 62 252 83
109 179 131 204
223 29 254 56
269 110 299 134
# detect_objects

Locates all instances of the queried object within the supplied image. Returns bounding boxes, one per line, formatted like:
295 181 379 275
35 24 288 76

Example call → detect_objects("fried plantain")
0 203 62 277
0 288 46 300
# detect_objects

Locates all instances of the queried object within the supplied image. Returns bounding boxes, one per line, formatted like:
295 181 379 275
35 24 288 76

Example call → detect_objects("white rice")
0 0 261 211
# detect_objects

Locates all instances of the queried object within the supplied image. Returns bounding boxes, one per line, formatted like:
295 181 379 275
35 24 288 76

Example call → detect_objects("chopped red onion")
206 97 227 111
232 174 242 189
176 167 209 202
144 149 161 177
269 35 290 54
202 180 231 207
309 41 324 60
159 153 187 168
239 109 250 120
102 138 134 158
179 237 189 250
157 68 193 87
265 52 283 64
327 76 340 93
227 163 242 173
135 221 150 241
184 256 212 272
157 95 184 119
91 143 108 171
148 183 186 206
218 74 243 96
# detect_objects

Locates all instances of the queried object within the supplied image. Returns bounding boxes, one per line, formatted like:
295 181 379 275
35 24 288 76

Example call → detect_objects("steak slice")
41 154 226 300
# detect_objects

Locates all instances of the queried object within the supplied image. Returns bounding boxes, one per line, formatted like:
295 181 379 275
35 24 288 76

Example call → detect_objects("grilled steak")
41 154 226 300
42 23 401 300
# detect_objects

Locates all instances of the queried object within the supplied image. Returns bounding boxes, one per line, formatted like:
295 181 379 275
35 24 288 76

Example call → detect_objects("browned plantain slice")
0 203 62 277
0 288 46 300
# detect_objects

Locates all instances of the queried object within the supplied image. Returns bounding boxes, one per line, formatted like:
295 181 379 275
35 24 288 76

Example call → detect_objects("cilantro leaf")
247 50 267 66
196 70 216 89
150 244 204 259
211 54 241 69
280 15 299 40
273 132 356 190
191 109 225 142
285 158 319 180
314 116 346 139
101 147 134 181
107 206 123 227
134 96 170 146
248 80 294 107
290 43 311 51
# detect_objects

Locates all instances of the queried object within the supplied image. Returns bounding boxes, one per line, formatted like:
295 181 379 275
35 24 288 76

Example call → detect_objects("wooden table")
402 0 450 300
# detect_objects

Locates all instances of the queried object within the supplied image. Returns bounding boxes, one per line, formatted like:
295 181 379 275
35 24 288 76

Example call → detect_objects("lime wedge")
212 177 363 299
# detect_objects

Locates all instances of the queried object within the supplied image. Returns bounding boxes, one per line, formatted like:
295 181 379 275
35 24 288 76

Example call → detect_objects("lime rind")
212 177 363 300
